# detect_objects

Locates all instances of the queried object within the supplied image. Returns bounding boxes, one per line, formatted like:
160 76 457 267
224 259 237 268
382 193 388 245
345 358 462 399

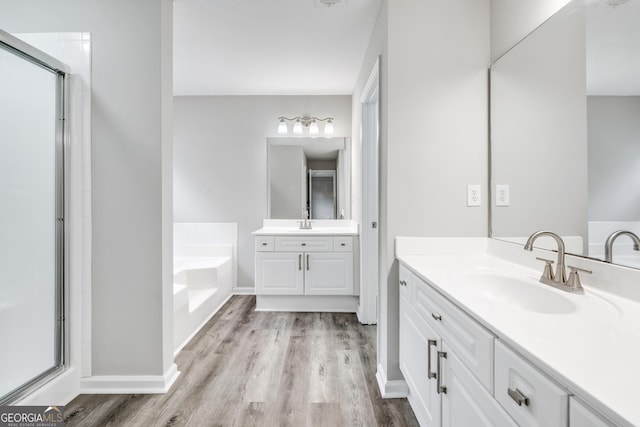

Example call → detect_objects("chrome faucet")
299 208 312 230
524 230 590 293
604 230 640 263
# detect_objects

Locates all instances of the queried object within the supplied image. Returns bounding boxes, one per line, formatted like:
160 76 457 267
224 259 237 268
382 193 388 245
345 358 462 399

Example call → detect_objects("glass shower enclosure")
0 31 68 404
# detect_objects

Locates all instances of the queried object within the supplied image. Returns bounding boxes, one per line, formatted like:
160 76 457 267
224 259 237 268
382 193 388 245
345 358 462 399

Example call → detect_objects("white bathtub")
173 222 237 353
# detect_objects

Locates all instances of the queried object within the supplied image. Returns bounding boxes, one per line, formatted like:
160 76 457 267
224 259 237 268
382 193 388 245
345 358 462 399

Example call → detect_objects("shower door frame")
0 30 69 405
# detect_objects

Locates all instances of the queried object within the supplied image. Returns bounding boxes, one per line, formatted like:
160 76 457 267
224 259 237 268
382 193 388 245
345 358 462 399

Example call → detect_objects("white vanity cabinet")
399 264 515 427
494 340 568 427
570 397 616 427
255 235 354 296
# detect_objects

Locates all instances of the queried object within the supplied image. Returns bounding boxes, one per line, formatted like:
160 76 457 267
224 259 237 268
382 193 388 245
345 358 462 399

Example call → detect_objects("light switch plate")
496 184 510 206
467 184 481 207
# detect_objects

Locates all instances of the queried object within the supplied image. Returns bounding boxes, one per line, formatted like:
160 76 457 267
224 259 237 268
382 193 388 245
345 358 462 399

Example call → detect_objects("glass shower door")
0 38 65 403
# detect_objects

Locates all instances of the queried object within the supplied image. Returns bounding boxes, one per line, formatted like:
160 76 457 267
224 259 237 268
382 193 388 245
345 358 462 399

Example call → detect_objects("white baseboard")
80 363 180 394
256 295 358 312
376 363 408 398
233 286 255 295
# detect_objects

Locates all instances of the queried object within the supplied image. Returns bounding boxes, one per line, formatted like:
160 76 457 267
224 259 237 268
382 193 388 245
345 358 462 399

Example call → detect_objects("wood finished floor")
65 296 418 427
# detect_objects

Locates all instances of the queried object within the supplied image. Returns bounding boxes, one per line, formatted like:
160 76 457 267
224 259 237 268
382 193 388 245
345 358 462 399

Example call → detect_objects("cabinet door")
399 294 441 427
304 252 353 295
255 252 304 295
441 343 517 427
570 397 615 427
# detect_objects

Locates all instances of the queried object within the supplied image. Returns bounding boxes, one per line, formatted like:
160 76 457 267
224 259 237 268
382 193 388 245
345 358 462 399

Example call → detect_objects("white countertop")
396 237 640 427
252 219 359 236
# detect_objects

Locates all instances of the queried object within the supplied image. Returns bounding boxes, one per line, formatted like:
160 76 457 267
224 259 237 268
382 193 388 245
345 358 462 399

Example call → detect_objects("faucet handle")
535 257 555 281
566 265 592 291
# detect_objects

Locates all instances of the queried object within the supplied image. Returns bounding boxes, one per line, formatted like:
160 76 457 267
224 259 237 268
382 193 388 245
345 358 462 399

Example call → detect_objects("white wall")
351 0 490 384
491 5 588 244
173 95 352 291
269 145 305 219
385 0 490 381
588 96 640 221
490 0 572 61
0 0 175 385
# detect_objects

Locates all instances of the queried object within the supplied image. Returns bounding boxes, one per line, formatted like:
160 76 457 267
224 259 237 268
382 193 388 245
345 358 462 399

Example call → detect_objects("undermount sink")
459 271 577 315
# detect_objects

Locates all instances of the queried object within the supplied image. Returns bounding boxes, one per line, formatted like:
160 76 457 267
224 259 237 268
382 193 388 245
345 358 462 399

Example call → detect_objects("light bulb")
277 119 288 134
293 119 303 134
309 120 319 135
324 119 334 136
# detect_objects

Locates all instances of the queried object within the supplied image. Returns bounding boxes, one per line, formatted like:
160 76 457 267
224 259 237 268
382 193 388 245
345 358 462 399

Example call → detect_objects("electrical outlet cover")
467 184 481 207
496 184 510 206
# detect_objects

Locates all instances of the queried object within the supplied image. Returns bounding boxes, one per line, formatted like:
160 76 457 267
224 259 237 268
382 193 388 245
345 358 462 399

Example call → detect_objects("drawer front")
495 340 568 427
275 236 333 252
255 236 274 251
414 277 494 392
333 236 353 252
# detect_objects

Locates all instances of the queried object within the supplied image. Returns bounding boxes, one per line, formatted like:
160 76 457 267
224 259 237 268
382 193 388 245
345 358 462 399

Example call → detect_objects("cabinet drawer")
255 236 274 251
495 340 568 427
275 236 333 252
414 276 494 393
333 236 353 252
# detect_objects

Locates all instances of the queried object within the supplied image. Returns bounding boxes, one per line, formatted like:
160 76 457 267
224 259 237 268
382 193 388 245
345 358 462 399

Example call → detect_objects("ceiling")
173 0 382 96
587 0 640 95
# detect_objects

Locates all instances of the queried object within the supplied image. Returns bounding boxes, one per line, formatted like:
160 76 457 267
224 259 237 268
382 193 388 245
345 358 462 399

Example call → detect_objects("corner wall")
352 0 490 387
0 0 176 394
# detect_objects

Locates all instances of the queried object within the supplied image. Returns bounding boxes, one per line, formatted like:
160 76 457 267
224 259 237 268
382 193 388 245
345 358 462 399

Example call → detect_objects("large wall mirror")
490 0 640 269
267 137 351 220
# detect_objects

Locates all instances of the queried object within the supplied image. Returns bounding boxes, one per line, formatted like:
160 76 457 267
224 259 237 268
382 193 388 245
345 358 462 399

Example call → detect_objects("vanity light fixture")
277 116 335 136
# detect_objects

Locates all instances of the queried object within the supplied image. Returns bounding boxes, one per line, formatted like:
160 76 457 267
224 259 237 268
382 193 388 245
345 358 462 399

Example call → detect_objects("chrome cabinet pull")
508 388 529 406
341 243 346 246
427 339 437 379
399 280 406 287
437 351 447 394
432 312 442 321
298 254 302 270
306 254 310 271
301 242 307 246
261 242 267 246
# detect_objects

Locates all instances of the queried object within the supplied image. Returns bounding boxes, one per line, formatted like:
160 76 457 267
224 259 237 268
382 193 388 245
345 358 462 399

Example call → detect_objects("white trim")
255 295 358 312
376 363 409 398
233 286 256 295
361 57 381 104
80 364 180 395
359 56 381 326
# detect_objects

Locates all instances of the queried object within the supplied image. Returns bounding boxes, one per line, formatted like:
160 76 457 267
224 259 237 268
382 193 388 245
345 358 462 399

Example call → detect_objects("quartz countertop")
253 219 358 236
396 237 640 427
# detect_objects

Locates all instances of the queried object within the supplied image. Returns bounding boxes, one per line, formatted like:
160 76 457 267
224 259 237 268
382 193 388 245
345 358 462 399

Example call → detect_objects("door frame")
358 57 380 325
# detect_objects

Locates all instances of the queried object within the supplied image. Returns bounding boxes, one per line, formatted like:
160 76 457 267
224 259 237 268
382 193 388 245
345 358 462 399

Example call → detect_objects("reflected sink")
460 271 577 315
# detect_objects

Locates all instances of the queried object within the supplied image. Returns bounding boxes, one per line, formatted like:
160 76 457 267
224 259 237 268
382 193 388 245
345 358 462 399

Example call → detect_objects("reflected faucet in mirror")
524 230 591 293
604 230 640 263
299 208 312 230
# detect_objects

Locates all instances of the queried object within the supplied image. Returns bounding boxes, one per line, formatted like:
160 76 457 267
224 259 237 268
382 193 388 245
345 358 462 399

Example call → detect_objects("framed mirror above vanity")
267 137 351 220
490 0 640 269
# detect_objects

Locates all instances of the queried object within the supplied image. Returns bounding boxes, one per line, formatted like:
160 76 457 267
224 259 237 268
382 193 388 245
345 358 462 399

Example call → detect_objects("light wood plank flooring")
65 296 418 426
